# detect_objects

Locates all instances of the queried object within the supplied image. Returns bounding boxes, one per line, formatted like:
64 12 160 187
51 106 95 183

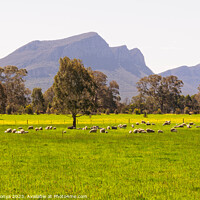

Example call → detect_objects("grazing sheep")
146 122 151 125
131 124 134 128
133 128 146 133
171 128 177 132
28 126 33 129
105 131 108 133
152 123 155 125
174 124 184 128
82 126 88 130
49 126 53 130
118 124 127 128
133 129 138 133
68 126 74 129
178 124 184 128
187 125 192 128
89 129 97 133
111 126 117 129
196 126 200 128
189 122 194 125
20 129 25 134
100 128 105 133
35 128 39 131
63 131 66 133
5 128 12 133
129 130 133 133
141 120 146 124
136 122 139 125
53 127 56 130
158 130 163 133
39 127 43 130
146 129 155 133
163 121 171 126
107 126 111 130
18 127 23 129
16 129 25 134
24 131 29 133
45 126 50 130
12 129 17 133
91 126 99 130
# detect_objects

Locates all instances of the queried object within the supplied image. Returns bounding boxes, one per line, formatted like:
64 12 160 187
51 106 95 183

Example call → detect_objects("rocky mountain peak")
0 32 154 100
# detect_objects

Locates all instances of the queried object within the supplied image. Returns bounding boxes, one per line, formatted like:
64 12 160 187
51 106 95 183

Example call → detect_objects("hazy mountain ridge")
159 64 200 95
0 32 153 100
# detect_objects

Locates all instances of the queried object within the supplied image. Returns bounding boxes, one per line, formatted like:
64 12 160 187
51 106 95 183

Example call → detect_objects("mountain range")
0 32 199 100
159 64 200 96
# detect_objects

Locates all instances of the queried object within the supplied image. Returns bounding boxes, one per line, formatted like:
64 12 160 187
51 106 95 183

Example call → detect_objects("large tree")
53 57 96 128
163 75 183 113
90 70 121 112
0 66 30 113
136 74 183 113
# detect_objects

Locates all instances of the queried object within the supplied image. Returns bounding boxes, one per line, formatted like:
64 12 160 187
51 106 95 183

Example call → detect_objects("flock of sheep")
69 120 198 134
4 120 199 135
4 126 56 134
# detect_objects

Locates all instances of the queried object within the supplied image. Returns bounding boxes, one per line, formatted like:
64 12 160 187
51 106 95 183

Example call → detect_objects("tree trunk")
72 114 76 128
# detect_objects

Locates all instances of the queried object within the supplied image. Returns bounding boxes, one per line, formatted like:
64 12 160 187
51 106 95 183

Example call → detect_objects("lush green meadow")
0 114 200 199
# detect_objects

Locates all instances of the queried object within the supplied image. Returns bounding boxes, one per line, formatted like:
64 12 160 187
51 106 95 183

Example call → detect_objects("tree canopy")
0 65 30 114
53 57 97 127
135 74 183 113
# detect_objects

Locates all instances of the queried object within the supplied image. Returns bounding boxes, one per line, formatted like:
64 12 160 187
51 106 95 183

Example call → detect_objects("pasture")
0 114 200 199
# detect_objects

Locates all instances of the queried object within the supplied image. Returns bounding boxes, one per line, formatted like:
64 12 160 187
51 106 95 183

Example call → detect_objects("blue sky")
0 0 200 73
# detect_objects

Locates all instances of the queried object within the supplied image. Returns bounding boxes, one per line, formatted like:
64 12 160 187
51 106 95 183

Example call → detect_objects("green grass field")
0 114 200 199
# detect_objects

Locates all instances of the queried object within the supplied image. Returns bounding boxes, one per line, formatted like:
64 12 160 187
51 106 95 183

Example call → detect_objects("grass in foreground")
0 114 200 199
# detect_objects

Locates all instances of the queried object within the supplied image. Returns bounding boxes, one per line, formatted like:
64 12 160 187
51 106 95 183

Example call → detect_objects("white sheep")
171 128 177 132
100 128 105 133
89 129 97 133
5 128 12 133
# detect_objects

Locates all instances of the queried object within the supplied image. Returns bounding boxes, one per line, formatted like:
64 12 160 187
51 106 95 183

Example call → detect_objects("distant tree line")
1 59 200 118
123 74 200 114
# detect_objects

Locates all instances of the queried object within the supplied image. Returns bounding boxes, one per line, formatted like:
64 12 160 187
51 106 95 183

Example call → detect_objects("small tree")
53 57 96 128
157 108 162 114
31 88 45 113
105 108 110 115
0 82 6 113
25 105 33 114
175 108 181 114
184 107 190 114
134 108 141 115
